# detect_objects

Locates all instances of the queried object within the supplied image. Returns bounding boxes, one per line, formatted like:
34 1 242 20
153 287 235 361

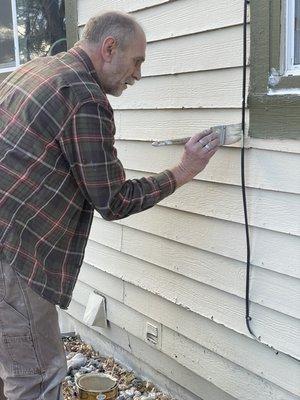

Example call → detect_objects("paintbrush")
152 123 242 147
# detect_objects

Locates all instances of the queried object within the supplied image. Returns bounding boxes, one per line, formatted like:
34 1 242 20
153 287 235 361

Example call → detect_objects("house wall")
60 1 300 399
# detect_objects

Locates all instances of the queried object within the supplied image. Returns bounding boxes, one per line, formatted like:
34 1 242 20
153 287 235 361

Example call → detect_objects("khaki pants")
0 251 67 400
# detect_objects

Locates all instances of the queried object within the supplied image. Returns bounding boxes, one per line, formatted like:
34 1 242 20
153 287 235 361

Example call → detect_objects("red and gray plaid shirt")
0 47 176 308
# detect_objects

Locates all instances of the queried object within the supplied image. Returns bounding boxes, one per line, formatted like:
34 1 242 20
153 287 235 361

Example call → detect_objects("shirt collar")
68 47 105 92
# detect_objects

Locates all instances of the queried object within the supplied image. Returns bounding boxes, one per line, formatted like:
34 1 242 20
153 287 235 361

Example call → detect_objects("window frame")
0 0 20 74
248 0 300 139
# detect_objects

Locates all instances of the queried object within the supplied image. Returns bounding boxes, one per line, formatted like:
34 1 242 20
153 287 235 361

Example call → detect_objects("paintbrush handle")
152 137 191 146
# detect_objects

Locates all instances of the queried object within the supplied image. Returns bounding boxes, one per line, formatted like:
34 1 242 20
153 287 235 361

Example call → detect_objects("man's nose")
133 66 142 81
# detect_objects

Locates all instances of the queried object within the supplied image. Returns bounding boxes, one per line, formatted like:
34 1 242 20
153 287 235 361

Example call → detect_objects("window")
286 0 300 74
0 0 20 72
248 0 300 139
0 0 67 75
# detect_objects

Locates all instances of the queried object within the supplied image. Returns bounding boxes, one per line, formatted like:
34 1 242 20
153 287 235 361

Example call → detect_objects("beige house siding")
61 1 300 399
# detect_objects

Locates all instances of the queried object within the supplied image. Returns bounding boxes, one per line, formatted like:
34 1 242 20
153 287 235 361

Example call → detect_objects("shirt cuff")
154 169 177 201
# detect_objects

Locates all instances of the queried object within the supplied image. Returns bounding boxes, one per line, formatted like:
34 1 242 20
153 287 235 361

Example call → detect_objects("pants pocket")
2 333 41 376
0 294 41 377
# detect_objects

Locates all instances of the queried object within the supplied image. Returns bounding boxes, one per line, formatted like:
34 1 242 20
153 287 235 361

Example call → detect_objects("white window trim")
0 0 20 74
285 0 300 75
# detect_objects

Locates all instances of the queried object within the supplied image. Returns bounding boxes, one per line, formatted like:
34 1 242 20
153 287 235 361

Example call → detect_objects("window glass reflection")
16 0 67 63
0 0 16 69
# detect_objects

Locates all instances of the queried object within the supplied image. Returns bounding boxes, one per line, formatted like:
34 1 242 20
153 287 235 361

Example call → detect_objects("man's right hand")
170 129 220 188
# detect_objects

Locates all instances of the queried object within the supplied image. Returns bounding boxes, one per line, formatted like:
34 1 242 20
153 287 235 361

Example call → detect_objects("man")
0 11 219 400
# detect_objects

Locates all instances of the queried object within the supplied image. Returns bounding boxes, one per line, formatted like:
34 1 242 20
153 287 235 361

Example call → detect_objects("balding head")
77 11 146 97
80 11 144 50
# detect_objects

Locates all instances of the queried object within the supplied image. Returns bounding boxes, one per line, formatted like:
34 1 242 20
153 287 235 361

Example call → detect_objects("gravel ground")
62 335 176 400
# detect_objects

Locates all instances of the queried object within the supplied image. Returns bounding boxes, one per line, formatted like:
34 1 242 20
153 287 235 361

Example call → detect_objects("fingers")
202 137 220 152
206 146 218 158
178 130 219 181
188 129 212 145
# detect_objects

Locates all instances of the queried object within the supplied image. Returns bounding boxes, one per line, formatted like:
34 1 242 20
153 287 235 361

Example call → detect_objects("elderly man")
0 11 219 400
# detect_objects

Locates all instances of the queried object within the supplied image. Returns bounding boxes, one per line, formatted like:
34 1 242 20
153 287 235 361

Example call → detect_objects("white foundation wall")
60 1 300 399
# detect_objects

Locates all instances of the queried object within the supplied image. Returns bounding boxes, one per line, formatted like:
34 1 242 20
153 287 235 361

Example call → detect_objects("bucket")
76 373 118 400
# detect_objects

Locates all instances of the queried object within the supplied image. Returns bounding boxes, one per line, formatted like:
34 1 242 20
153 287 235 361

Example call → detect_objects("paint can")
76 373 118 400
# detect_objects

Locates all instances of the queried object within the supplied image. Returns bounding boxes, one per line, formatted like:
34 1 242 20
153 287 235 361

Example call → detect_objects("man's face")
102 31 146 97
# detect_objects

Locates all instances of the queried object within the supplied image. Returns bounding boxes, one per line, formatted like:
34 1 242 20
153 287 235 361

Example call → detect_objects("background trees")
17 0 66 62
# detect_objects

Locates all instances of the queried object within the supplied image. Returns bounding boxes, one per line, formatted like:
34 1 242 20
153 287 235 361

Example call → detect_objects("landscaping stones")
67 353 87 373
62 335 175 400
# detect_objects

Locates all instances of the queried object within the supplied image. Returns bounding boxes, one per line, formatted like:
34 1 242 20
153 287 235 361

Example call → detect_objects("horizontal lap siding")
142 26 249 76
116 142 300 194
78 0 246 41
77 0 171 22
72 0 300 399
66 269 300 399
109 69 247 109
89 217 300 319
113 206 299 279
124 170 300 236
114 109 246 140
83 238 300 359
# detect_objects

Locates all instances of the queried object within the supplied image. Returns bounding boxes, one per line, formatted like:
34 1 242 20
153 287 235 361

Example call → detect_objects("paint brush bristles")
152 123 243 147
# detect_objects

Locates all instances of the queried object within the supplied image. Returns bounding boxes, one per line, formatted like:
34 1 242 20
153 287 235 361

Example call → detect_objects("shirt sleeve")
58 100 176 220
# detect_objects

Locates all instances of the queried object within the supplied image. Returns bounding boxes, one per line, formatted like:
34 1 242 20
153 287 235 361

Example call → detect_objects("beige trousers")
0 251 67 400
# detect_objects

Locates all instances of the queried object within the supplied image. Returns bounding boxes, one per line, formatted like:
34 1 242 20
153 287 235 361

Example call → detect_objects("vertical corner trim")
65 0 79 49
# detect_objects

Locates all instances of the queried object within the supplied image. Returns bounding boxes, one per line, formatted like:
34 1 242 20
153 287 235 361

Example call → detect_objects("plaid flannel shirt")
0 47 176 308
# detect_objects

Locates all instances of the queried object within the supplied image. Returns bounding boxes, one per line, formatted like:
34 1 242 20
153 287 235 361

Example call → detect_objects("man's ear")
101 36 117 62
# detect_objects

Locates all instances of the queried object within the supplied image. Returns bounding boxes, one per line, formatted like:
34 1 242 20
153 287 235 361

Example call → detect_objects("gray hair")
80 11 142 49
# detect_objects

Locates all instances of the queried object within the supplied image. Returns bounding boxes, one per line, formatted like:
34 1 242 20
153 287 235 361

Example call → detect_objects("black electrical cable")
241 0 256 337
